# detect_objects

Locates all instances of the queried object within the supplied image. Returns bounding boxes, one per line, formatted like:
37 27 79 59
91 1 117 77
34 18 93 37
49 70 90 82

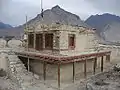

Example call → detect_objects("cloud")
0 0 120 26
86 0 120 15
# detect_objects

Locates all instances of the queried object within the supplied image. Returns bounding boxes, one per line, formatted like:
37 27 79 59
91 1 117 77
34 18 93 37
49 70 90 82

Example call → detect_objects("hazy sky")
0 0 120 26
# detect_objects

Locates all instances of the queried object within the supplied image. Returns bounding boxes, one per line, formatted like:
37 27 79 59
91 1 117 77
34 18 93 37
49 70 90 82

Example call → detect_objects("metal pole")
25 15 30 72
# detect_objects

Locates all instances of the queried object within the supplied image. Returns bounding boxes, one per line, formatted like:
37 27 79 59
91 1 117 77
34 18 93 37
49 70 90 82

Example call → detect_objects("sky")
0 0 120 26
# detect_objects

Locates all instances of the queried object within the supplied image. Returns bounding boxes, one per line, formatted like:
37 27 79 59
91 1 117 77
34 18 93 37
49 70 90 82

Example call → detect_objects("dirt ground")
0 77 21 90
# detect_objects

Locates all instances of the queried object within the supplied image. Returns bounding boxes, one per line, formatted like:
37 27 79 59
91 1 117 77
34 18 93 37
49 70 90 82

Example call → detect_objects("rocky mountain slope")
86 13 120 44
0 22 12 29
0 27 24 39
101 22 120 43
85 13 120 32
0 5 91 38
26 5 90 28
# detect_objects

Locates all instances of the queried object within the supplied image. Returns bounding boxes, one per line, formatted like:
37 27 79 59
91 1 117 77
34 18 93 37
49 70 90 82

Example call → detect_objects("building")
17 23 111 88
26 23 97 54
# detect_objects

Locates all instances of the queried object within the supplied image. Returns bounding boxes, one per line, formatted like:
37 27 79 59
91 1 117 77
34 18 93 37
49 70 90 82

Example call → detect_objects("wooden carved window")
45 34 53 49
28 33 34 48
68 34 75 49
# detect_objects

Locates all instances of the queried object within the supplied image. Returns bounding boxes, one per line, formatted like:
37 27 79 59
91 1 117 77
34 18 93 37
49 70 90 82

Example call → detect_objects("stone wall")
0 53 8 71
99 44 120 61
29 57 108 82
30 60 58 80
59 31 97 55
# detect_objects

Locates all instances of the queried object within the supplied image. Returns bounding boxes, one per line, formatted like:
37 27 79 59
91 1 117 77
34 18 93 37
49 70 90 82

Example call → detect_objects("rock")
113 64 120 72
0 39 7 48
8 39 22 48
94 79 109 86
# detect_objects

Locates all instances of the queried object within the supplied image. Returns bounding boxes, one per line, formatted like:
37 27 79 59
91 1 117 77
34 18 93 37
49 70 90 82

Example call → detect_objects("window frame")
68 34 75 50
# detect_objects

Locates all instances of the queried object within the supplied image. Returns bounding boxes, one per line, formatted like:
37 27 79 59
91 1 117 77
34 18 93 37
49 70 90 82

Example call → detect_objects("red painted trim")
16 51 111 64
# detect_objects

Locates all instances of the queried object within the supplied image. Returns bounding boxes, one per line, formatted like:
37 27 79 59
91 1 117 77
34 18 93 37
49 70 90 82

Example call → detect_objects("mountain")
0 22 23 39
101 22 120 43
0 22 12 29
85 13 120 32
85 13 120 44
0 5 91 39
26 5 90 28
0 27 24 39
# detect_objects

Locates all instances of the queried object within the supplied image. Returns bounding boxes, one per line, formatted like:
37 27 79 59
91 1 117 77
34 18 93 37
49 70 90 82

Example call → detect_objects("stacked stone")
7 53 53 90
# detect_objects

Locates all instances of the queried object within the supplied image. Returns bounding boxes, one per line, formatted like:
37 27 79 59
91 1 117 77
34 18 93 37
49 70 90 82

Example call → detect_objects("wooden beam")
101 56 104 72
58 64 60 89
43 62 46 81
84 59 87 78
73 62 75 83
93 57 97 75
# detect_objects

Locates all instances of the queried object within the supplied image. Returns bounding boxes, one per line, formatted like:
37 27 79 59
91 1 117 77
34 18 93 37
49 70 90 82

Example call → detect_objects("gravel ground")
86 64 120 90
0 77 21 90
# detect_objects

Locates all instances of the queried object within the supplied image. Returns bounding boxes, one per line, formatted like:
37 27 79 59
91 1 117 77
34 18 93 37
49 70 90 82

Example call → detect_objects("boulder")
0 39 7 48
8 39 22 48
113 64 120 72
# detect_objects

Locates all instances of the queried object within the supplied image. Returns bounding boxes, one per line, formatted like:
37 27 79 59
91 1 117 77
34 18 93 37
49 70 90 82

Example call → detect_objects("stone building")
25 23 97 54
18 23 111 88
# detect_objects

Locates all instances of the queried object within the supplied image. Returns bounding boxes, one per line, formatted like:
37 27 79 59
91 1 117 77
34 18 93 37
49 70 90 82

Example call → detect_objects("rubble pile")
0 39 54 90
86 63 120 90
0 61 20 90
0 77 20 90
0 50 53 90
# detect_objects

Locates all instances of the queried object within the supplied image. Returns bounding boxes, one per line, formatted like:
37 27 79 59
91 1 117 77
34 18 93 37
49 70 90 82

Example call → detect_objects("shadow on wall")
0 69 7 77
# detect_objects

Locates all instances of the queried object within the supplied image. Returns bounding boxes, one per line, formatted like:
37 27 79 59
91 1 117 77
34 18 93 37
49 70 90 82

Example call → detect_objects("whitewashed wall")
59 31 97 55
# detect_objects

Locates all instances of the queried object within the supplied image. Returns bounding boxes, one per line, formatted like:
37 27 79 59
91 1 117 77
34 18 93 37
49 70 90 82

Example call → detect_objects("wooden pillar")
43 33 45 49
27 57 30 72
43 62 46 81
84 59 87 78
106 55 110 62
73 62 75 83
27 33 29 51
108 55 110 62
93 57 97 75
34 33 36 51
101 56 104 72
58 64 60 89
